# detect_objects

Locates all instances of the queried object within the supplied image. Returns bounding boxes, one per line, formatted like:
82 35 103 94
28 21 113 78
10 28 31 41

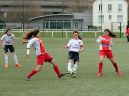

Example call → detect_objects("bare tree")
0 0 43 22
65 0 95 13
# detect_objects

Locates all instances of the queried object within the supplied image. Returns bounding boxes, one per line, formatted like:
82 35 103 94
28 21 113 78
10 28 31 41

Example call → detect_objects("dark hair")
104 29 116 38
23 29 40 40
126 25 129 29
73 31 83 40
5 29 11 34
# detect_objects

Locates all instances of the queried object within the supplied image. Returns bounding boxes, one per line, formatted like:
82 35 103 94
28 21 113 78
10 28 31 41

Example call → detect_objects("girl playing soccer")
96 29 121 77
23 29 65 80
0 29 21 68
63 31 84 78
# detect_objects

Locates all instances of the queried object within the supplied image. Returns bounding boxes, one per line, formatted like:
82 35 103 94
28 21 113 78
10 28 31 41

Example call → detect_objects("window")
117 15 123 22
50 21 57 29
57 21 63 29
118 4 122 12
99 4 102 11
109 15 112 20
108 4 112 12
98 15 104 24
64 21 71 29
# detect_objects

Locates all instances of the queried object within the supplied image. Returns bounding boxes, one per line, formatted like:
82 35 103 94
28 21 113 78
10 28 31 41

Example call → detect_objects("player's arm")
63 45 69 48
22 40 28 44
96 36 102 43
79 41 84 52
12 34 15 44
110 38 113 47
0 35 5 48
0 40 3 47
26 38 36 56
62 40 71 48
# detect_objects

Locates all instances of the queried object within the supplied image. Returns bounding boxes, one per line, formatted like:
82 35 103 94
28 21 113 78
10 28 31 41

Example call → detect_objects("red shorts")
37 53 53 65
99 50 113 58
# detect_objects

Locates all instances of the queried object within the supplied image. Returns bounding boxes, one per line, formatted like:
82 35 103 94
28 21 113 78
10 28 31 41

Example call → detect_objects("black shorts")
68 51 79 63
4 45 15 53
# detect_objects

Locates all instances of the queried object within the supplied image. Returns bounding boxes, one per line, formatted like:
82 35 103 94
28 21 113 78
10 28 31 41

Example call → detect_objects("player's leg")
26 65 42 80
50 59 65 78
109 57 121 76
67 51 74 73
9 45 21 67
4 45 9 68
45 52 65 78
26 54 44 80
127 35 129 42
71 52 79 78
67 59 73 74
73 52 79 72
106 50 121 76
97 50 105 77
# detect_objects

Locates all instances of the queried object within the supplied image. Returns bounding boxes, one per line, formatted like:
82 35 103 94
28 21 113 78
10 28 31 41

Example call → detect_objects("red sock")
112 63 118 72
27 69 38 78
53 65 61 76
98 63 103 73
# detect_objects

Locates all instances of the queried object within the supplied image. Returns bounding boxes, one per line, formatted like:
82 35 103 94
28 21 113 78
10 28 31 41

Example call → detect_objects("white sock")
4 54 8 65
73 63 78 72
12 53 18 64
67 61 72 72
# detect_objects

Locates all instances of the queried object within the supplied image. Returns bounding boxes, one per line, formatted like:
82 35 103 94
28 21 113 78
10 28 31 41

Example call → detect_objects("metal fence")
0 22 126 38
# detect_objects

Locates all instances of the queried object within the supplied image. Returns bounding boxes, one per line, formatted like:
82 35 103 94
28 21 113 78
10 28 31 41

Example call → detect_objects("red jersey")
126 28 129 35
96 35 112 50
27 37 46 56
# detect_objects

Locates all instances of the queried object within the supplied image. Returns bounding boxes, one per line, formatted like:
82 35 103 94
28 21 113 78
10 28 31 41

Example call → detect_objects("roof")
29 14 73 21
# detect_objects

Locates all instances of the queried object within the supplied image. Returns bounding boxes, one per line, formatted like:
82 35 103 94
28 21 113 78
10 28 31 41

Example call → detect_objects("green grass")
0 31 126 38
0 38 129 96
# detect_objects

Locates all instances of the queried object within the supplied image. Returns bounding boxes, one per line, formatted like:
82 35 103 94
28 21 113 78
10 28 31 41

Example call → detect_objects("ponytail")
5 29 11 34
23 29 40 40
78 35 83 40
104 29 116 38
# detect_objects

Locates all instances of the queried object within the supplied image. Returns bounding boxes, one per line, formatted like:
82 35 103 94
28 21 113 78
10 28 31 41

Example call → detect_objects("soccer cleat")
116 70 122 77
25 77 31 81
4 64 8 68
65 71 70 74
58 73 65 78
71 72 76 78
15 64 22 67
97 72 102 77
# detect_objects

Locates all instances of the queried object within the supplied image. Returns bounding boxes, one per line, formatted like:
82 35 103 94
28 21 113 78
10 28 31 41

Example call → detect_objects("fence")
0 22 126 38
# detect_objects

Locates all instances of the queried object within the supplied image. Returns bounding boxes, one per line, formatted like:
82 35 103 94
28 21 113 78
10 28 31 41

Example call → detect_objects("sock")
4 54 8 64
53 65 61 76
98 63 103 73
73 63 78 72
67 61 72 72
12 53 18 64
27 69 38 78
112 62 118 72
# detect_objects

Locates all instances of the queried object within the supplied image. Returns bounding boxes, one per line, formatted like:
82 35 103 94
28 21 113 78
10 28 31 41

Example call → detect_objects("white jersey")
27 37 46 56
1 34 15 45
67 39 83 52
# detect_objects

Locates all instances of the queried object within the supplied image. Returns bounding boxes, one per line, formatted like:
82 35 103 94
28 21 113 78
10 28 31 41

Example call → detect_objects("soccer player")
23 29 65 80
96 29 121 77
0 29 21 68
63 31 84 78
125 25 129 42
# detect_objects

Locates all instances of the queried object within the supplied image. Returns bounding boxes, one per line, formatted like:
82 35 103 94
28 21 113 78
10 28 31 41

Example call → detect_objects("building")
29 13 92 31
0 0 93 30
0 0 128 32
93 0 128 32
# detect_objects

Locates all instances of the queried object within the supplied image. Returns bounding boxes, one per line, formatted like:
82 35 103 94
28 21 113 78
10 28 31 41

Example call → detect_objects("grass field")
0 38 129 96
